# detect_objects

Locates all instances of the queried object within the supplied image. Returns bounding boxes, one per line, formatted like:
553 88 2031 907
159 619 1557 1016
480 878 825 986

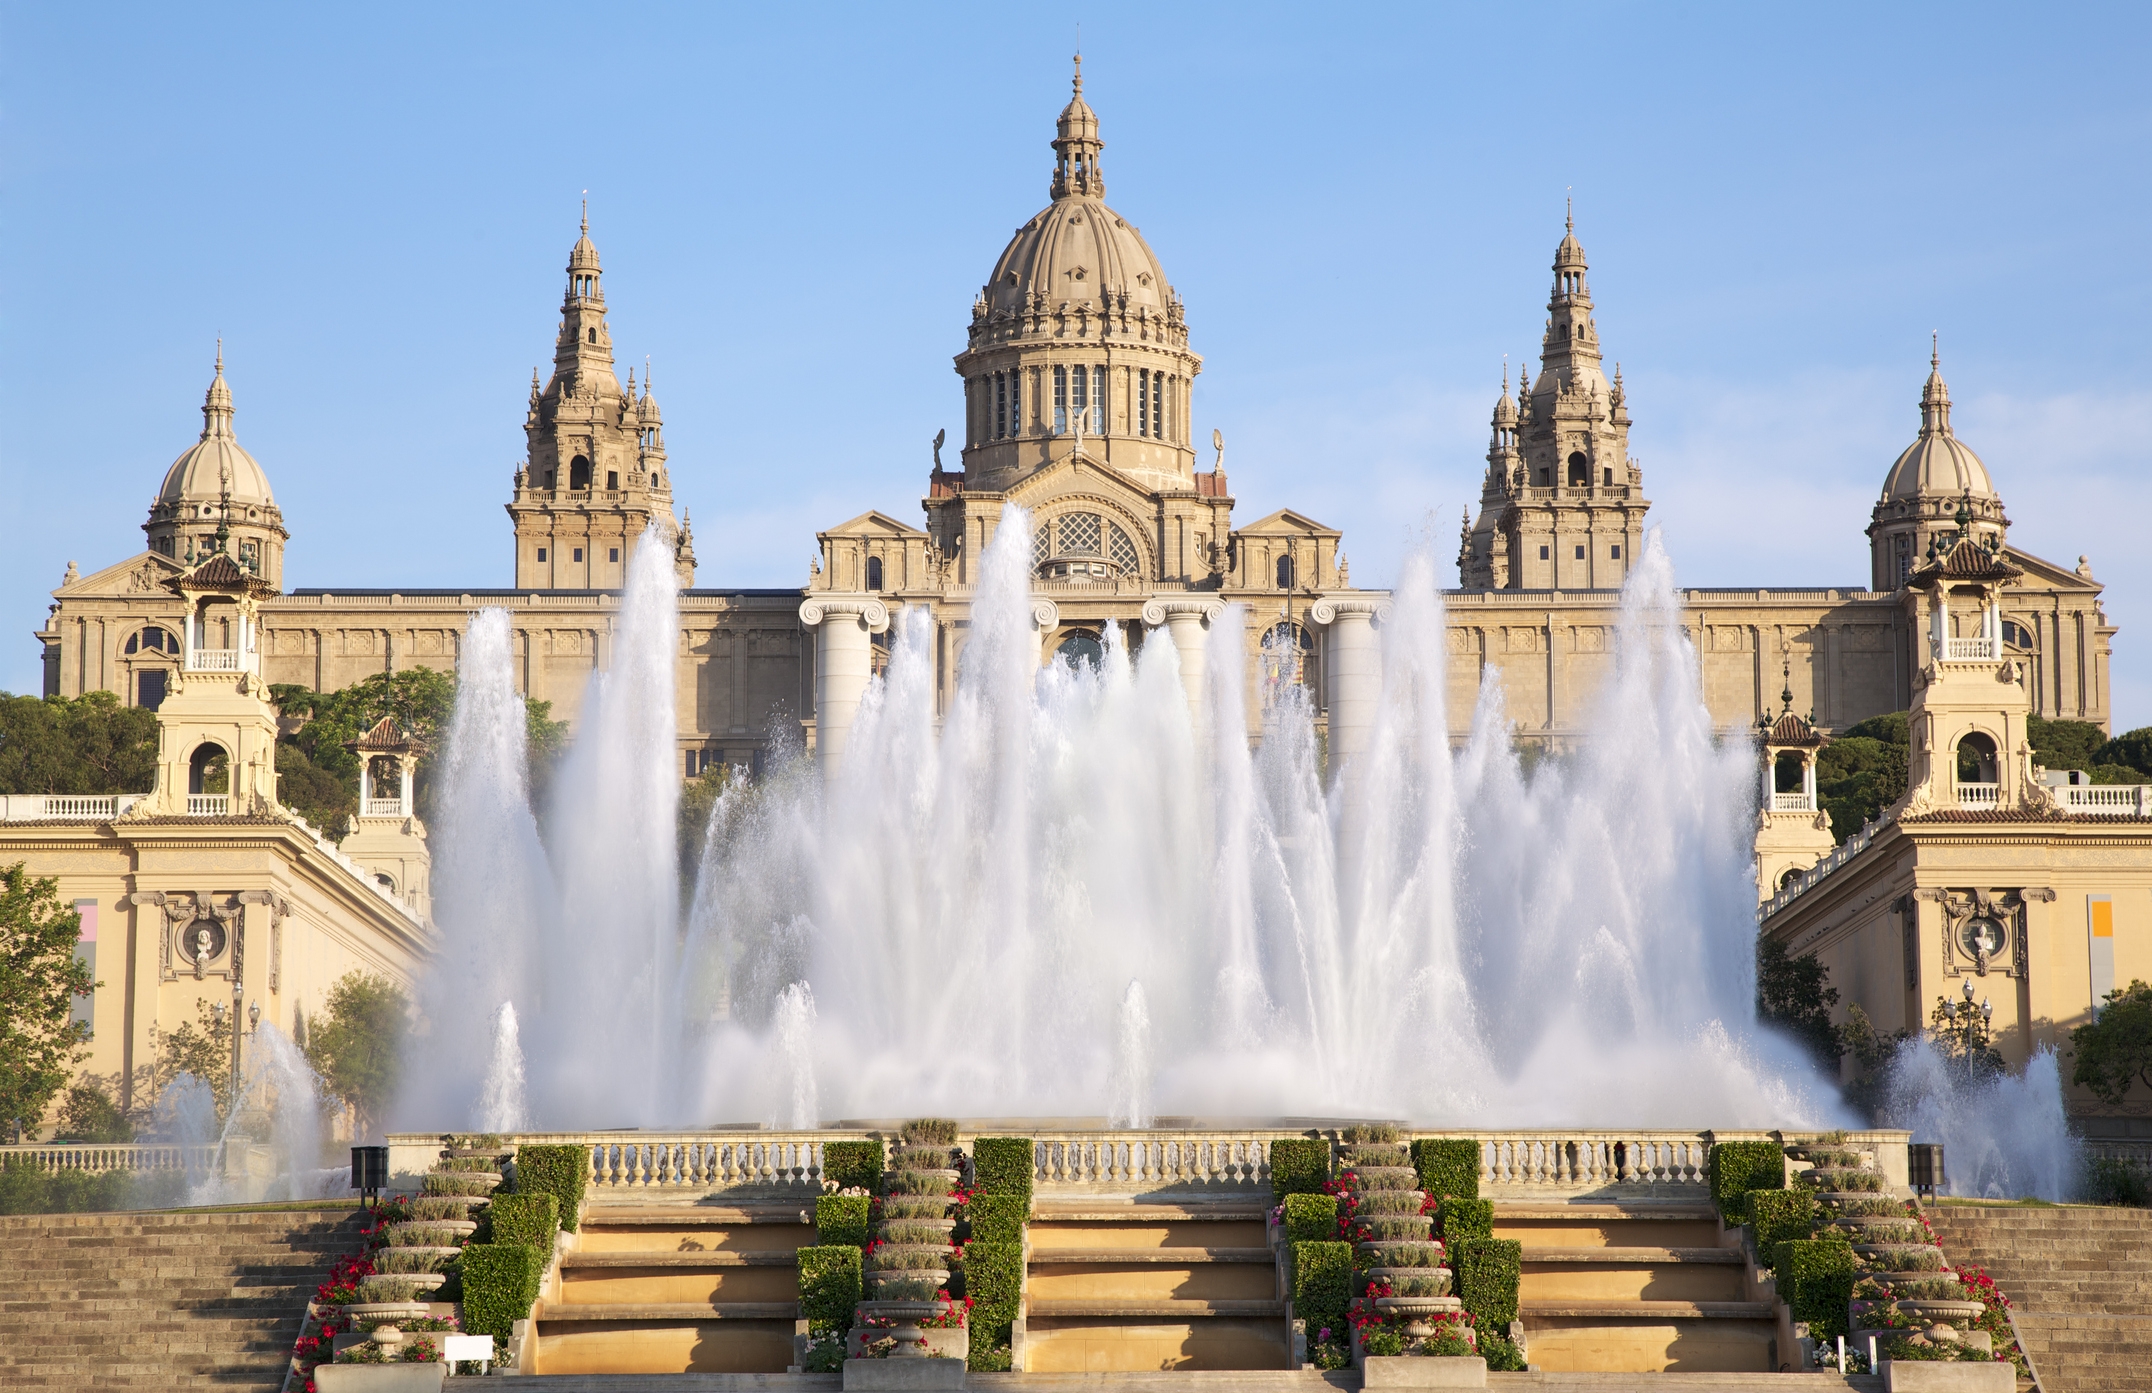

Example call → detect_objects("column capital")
798 594 890 633
1308 592 1392 625
1140 596 1223 627
1030 598 1060 632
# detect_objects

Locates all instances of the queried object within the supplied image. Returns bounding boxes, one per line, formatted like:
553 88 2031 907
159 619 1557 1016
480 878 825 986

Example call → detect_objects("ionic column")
1029 599 1060 671
1310 595 1390 778
1141 597 1223 728
797 595 889 780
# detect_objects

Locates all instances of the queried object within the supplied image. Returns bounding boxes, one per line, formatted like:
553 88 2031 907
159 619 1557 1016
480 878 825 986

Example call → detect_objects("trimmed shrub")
1709 1140 1785 1222
886 1169 955 1196
421 1172 495 1197
460 1244 544 1341
408 1196 478 1222
797 1245 862 1336
1269 1138 1330 1198
971 1137 1033 1197
816 1194 871 1247
1747 1187 1815 1253
881 1194 951 1220
865 1245 950 1271
1355 1190 1424 1215
510 1144 589 1233
387 1225 463 1248
821 1140 885 1193
962 1240 1023 1370
1779 1238 1856 1340
436 1156 503 1173
1338 1144 1410 1168
1452 1237 1522 1327
883 1221 955 1245
1439 1197 1493 1245
1364 1242 1443 1267
892 1145 957 1170
965 1192 1027 1245
1283 1192 1338 1242
490 1192 559 1255
1342 1123 1401 1145
902 1119 959 1145
1355 1216 1433 1241
1289 1240 1353 1338
1411 1138 1481 1203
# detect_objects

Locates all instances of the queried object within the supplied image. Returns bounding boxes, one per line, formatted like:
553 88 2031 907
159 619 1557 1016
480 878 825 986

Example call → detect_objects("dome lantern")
1051 54 1104 201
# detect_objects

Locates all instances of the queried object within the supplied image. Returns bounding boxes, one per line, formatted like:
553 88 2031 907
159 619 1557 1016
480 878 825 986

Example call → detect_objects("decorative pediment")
2004 544 2101 594
1232 508 1341 540
818 510 927 540
61 551 186 598
1002 453 1156 511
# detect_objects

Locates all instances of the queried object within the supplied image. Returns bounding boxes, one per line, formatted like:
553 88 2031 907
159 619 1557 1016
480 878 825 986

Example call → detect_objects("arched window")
587 327 597 343
1955 731 1999 784
1260 620 1316 698
188 743 229 796
865 556 884 591
1059 513 1102 556
569 455 592 490
1773 751 1807 794
1055 629 1104 670
124 627 177 655
1778 866 1804 891
1567 452 1589 487
1108 523 1140 574
1276 554 1295 590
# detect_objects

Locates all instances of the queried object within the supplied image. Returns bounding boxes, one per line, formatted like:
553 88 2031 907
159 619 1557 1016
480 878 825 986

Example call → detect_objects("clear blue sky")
6 4 2150 725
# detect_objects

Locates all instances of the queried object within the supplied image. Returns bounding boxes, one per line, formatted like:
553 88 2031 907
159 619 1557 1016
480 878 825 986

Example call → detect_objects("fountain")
476 1002 528 1134
1109 981 1152 1129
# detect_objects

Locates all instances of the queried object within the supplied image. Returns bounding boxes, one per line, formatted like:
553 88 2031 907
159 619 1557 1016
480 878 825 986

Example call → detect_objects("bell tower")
507 207 692 589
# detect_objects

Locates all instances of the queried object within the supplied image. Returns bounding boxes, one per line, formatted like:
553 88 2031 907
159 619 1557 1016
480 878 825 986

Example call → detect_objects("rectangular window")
1610 544 1621 559
573 548 584 563
1153 375 1165 439
137 669 167 711
1137 370 1150 437
686 750 698 778
2091 895 2116 1011
69 900 96 1032
1053 366 1068 434
1539 545 1549 560
537 547 547 562
609 547 620 562
607 471 619 490
1071 364 1088 430
995 373 1007 438
1091 366 1104 434
1575 545 1585 560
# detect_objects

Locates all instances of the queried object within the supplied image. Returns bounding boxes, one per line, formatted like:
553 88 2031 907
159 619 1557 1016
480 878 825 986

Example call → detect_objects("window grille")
1109 523 1139 573
1059 513 1102 556
1033 524 1052 569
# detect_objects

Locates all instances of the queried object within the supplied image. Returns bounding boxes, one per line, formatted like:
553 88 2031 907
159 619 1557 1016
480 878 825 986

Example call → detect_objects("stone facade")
31 66 2117 779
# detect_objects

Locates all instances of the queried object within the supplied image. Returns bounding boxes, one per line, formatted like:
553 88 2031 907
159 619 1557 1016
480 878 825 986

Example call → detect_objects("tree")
154 996 236 1123
2027 715 2109 774
0 864 96 1132
2071 979 2152 1106
0 691 158 795
1837 1004 1913 1123
1756 934 1842 1072
52 1075 132 1142
1815 717 1908 844
1926 991 2006 1086
306 971 408 1138
2095 728 2152 779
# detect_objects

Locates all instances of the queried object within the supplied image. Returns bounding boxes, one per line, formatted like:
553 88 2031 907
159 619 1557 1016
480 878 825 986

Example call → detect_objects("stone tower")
1459 214 1650 589
1867 341 2009 593
507 209 692 589
143 554 284 816
142 347 289 588
951 57 1203 495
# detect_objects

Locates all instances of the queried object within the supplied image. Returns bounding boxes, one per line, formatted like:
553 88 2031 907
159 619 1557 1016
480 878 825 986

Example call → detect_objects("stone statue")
932 428 945 471
194 924 213 964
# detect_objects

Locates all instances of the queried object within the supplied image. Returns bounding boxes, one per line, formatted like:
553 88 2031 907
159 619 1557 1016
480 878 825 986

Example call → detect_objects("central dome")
984 199 1172 321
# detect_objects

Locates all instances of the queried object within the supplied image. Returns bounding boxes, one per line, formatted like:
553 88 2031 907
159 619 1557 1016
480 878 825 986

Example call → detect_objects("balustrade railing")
1956 782 2000 808
0 793 148 821
1771 792 1815 812
1028 1132 1277 1189
362 797 407 818
1941 637 1999 661
0 1143 220 1174
187 794 230 815
187 648 242 671
2059 784 2152 816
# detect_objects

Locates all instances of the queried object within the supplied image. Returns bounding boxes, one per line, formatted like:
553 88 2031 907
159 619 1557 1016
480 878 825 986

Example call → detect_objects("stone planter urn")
848 1300 968 1360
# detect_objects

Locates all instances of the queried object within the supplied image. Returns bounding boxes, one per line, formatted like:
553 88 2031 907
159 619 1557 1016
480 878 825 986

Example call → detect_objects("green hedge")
1410 1139 1480 1202
460 1244 544 1340
1747 1187 1816 1252
797 1245 863 1336
821 1140 884 1193
816 1194 871 1247
971 1138 1033 1198
489 1192 559 1255
1269 1138 1331 1199
1452 1237 1522 1328
1777 1238 1856 1340
1439 1197 1493 1246
965 1192 1028 1245
1708 1140 1784 1223
0 1159 188 1214
510 1144 589 1233
962 1240 1023 1370
1282 1192 1338 1243
1289 1240 1353 1341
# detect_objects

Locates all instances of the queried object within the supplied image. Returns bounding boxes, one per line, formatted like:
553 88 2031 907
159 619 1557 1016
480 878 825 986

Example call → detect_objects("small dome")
985 200 1172 320
1493 384 1517 425
569 203 600 272
157 355 274 509
1879 352 1997 502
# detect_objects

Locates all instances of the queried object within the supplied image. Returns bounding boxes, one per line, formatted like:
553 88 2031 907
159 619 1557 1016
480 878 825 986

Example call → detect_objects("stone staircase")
1022 1197 1289 1371
1498 1202 1778 1372
1925 1202 2152 1393
0 1206 365 1390
530 1202 812 1375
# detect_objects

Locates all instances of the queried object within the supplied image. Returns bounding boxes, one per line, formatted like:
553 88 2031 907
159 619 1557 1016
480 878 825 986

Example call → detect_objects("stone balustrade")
0 793 148 821
0 1143 220 1174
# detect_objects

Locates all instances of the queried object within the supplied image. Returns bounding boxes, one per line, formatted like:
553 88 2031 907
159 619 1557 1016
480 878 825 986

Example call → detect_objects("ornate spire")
1050 54 1104 201
1920 331 1953 437
200 341 235 441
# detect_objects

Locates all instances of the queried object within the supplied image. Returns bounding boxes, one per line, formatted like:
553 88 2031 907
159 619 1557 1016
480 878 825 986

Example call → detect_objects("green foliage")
0 1155 180 1213
677 765 734 887
1757 936 1843 1072
1478 1327 1527 1372
1282 1192 1338 1242
1926 993 2006 1086
966 1343 1013 1372
489 1192 559 1255
961 1240 1022 1368
1452 1237 1522 1327
2085 1155 2151 1208
1410 1138 1480 1202
1816 716 1909 843
1838 1004 1915 1124
970 1137 1033 1197
2096 727 2152 779
2071 979 2152 1106
304 970 406 1136
269 669 454 837
51 1075 131 1142
900 1117 957 1145
509 1144 590 1232
816 1193 871 1247
0 691 158 797
1747 1187 1817 1251
801 1336 848 1372
1289 1240 1352 1338
1779 1238 1856 1340
0 865 95 1131
1709 1141 1785 1222
822 1140 884 1193
964 1192 1026 1244
1269 1138 1330 1198
796 1245 863 1335
1439 1197 1493 1246
154 996 235 1123
459 1244 544 1341
2028 716 2109 775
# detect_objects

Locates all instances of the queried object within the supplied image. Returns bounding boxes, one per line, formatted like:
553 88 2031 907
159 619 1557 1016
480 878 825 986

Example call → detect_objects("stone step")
1029 1203 1267 1222
561 1251 800 1268
1029 1247 1273 1264
535 1301 799 1321
1025 1298 1288 1317
1520 1300 1775 1320
1520 1247 1741 1264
